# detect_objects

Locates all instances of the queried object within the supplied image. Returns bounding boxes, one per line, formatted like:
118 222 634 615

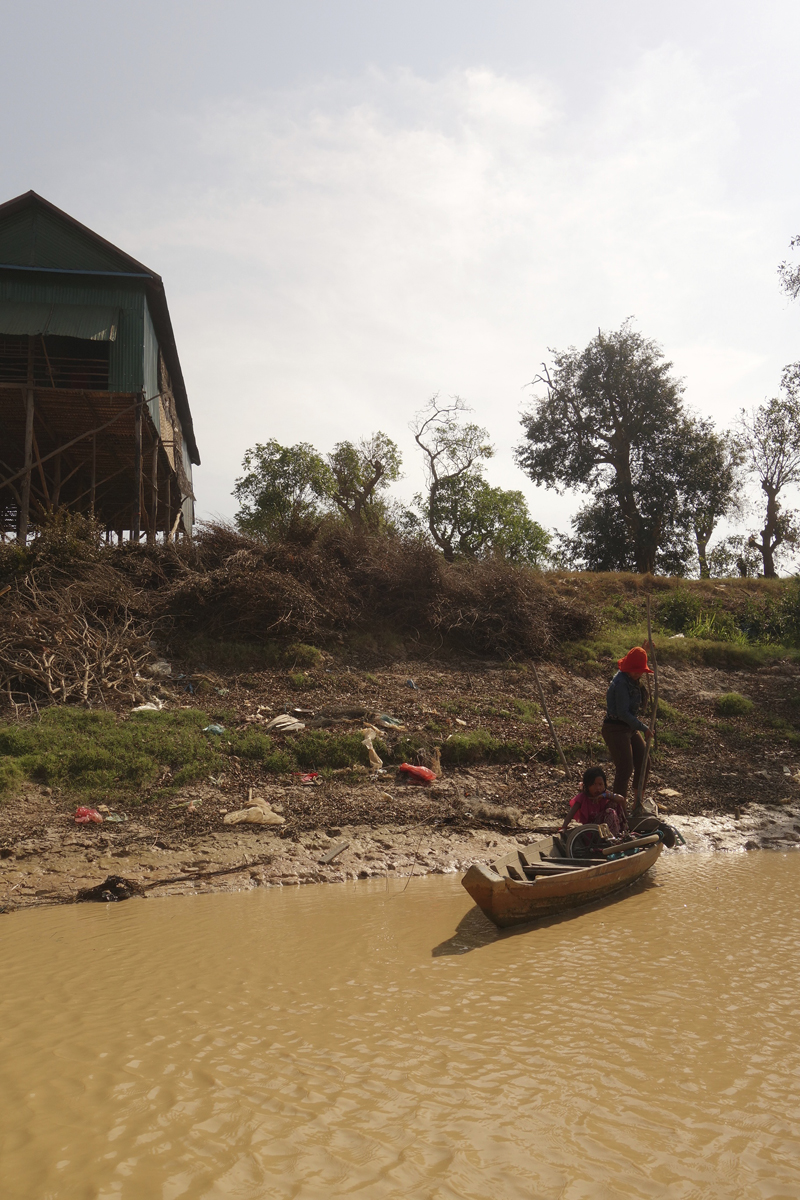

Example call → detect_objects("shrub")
657 589 703 633
683 610 747 644
285 643 323 668
715 692 754 717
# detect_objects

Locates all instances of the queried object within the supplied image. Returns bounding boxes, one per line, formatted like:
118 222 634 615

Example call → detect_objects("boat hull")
461 841 662 928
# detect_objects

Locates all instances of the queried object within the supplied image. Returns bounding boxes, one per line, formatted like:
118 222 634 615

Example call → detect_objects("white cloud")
109 51 797 530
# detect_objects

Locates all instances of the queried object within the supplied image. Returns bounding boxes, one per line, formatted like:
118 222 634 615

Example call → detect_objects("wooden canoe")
461 833 663 928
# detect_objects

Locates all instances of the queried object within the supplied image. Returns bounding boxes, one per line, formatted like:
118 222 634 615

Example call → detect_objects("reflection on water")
2 855 800 1198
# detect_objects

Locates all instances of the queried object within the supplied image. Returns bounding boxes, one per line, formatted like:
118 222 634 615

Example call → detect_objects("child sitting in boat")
560 766 629 837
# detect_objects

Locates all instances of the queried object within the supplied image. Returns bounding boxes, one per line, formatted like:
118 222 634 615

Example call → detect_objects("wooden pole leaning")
633 594 659 817
532 662 570 780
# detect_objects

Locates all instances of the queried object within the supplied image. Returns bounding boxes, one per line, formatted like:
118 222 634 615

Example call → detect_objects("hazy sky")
2 1 799 535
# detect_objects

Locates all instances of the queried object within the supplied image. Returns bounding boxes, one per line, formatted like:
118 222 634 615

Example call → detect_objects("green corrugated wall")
0 275 145 392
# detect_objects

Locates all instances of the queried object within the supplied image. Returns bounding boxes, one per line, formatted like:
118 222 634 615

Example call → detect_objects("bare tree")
410 396 493 560
778 235 800 300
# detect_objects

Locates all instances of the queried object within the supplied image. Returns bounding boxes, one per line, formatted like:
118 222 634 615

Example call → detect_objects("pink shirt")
569 790 613 824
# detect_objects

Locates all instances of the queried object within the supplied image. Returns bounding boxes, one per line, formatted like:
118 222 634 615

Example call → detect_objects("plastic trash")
292 772 320 784
203 724 225 734
147 659 172 678
264 714 305 732
398 763 436 784
373 714 405 730
223 805 285 826
405 679 418 689
76 875 145 902
74 806 104 824
361 725 383 770
131 700 164 713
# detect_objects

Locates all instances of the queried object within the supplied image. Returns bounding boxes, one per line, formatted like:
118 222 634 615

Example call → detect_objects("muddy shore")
2 650 800 912
3 799 800 912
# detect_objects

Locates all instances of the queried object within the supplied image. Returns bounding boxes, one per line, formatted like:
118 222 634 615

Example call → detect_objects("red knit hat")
618 646 654 674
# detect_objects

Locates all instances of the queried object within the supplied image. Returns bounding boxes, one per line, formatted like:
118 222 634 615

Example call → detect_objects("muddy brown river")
2 853 800 1198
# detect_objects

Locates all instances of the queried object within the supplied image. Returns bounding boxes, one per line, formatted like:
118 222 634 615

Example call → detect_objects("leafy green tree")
327 433 402 531
420 473 550 564
515 321 690 573
233 440 333 540
678 421 745 578
740 369 800 577
706 535 762 579
556 487 695 575
411 396 549 563
411 396 494 560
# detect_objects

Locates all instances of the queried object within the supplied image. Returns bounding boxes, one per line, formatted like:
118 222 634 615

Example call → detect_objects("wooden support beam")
31 429 50 506
149 436 159 543
165 472 171 542
0 396 141 492
132 394 142 542
52 452 62 508
90 435 96 516
18 339 35 543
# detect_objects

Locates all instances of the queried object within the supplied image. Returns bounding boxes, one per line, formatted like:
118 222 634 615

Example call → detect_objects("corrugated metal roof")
0 299 119 340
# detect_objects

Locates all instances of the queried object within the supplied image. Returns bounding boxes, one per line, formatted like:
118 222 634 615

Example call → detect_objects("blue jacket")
605 671 648 733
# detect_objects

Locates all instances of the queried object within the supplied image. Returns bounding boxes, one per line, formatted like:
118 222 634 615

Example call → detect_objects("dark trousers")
601 721 650 799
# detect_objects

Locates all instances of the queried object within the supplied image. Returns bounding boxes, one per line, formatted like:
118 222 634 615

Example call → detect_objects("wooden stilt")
165 473 171 543
132 394 142 542
149 437 159 543
90 435 96 516
18 339 35 542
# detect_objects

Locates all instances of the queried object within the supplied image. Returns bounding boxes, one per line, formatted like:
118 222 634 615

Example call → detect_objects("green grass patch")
658 729 693 749
0 708 224 802
285 730 386 770
440 729 534 766
511 699 541 723
715 692 754 717
0 757 24 797
656 699 687 724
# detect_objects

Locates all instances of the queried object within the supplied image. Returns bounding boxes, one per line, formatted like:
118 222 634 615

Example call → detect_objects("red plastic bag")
74 806 103 824
398 763 436 784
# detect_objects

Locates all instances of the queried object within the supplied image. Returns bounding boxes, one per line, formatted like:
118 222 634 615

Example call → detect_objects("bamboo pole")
633 594 659 815
531 663 570 779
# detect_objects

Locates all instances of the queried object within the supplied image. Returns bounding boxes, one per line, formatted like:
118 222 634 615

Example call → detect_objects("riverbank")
3 801 800 913
3 649 800 912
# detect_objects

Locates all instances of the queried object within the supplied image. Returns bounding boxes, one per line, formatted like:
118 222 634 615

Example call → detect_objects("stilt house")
0 190 199 541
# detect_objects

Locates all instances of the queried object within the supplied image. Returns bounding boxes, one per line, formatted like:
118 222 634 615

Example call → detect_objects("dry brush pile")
0 518 595 707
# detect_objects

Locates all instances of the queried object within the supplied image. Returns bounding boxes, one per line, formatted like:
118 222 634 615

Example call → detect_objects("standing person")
602 647 653 800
